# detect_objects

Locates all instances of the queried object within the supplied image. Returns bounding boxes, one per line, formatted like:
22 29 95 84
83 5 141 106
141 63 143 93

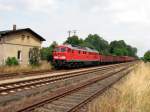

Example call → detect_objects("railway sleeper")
51 101 77 106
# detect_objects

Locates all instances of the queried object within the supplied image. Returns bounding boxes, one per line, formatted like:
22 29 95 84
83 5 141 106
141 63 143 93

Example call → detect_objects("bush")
144 50 150 62
29 47 40 66
6 57 19 66
40 47 52 61
40 41 57 62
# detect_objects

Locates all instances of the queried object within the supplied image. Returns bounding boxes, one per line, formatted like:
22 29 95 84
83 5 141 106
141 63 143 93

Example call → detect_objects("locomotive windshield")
54 47 66 52
61 48 66 52
54 48 60 52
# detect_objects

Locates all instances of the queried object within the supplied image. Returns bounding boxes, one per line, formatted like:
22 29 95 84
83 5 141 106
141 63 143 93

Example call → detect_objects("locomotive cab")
53 46 68 67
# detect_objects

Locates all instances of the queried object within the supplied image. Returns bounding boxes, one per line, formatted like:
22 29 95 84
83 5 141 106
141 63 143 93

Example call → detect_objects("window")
68 49 71 52
17 50 21 60
27 36 30 40
72 50 74 53
83 51 86 54
29 50 32 59
0 38 1 42
22 35 25 40
54 48 60 52
78 51 81 54
61 48 66 52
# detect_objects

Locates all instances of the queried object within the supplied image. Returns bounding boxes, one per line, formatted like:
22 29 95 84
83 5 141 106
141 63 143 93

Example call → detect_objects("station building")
0 25 45 65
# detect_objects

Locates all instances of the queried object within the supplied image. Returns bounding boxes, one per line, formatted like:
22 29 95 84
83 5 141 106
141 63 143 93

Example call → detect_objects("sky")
0 0 150 57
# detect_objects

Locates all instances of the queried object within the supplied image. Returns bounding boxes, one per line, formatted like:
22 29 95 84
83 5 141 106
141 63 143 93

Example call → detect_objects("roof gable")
0 28 46 41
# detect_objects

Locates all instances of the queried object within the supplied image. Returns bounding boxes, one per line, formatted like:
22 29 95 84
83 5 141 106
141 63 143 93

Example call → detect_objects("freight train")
53 44 135 68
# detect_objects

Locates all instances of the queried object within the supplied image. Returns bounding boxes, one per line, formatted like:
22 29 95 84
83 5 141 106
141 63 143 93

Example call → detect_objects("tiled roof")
0 28 46 41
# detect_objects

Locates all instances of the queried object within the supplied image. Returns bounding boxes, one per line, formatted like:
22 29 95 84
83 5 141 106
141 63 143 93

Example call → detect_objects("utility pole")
68 30 71 37
73 30 77 36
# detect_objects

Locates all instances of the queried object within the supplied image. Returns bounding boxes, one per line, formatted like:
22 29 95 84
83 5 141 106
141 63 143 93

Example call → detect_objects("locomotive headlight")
60 56 66 59
54 56 59 59
54 56 66 59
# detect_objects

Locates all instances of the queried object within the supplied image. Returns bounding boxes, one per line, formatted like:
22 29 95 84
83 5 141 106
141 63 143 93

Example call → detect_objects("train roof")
59 44 99 53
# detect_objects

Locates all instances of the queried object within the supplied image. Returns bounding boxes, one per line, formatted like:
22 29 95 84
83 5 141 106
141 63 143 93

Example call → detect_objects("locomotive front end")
53 46 67 68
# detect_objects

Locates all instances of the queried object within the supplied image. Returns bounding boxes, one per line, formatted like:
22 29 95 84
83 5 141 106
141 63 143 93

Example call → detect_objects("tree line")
41 34 138 62
63 34 138 57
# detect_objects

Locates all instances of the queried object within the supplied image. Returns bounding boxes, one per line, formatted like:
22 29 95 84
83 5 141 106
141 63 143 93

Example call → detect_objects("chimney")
13 24 16 31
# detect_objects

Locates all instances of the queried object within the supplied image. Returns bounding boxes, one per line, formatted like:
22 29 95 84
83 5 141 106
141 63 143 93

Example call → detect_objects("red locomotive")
53 44 135 68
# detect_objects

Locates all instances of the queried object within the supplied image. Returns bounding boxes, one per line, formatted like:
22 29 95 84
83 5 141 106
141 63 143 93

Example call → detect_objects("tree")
109 40 137 57
109 40 126 55
50 41 58 49
64 36 84 46
126 45 137 57
63 34 110 55
144 50 150 62
112 48 127 56
40 47 51 61
84 34 109 54
29 47 41 66
63 34 138 57
80 41 95 49
40 41 58 62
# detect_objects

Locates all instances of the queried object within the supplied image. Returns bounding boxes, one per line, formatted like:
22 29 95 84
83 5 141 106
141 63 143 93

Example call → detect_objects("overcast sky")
0 0 150 57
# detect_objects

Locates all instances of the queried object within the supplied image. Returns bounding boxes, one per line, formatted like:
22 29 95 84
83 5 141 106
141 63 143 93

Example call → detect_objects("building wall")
0 44 4 65
4 31 41 47
3 44 39 65
0 31 42 65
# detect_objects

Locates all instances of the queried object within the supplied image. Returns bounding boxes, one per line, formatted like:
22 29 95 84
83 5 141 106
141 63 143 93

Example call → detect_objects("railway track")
0 62 135 80
17 62 134 112
0 69 65 80
0 63 132 96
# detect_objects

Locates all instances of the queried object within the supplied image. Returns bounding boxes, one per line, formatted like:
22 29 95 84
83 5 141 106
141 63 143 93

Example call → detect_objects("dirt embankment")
88 62 150 112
